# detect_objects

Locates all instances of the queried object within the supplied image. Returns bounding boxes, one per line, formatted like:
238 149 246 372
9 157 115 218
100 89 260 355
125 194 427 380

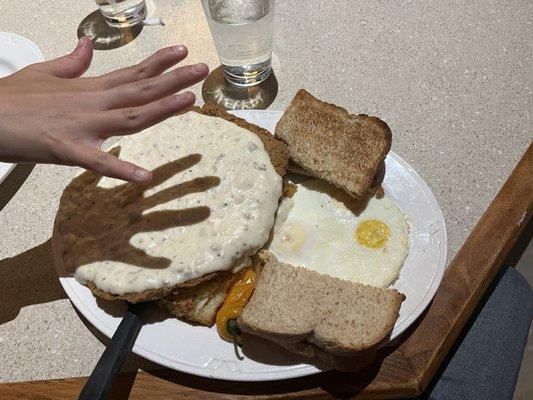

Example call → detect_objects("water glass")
201 0 275 87
95 0 147 28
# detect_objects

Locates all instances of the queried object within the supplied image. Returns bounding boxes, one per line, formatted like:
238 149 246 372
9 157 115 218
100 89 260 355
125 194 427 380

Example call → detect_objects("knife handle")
78 304 142 400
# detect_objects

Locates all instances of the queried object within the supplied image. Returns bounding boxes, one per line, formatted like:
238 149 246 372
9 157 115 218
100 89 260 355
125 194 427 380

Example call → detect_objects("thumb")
30 37 93 78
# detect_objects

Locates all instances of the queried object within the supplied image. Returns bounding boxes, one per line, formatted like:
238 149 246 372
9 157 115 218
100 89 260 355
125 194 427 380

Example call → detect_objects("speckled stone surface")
0 0 530 383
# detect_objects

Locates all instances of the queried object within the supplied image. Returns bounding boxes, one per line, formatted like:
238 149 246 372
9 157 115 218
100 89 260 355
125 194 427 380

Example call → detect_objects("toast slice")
238 252 405 369
275 90 391 198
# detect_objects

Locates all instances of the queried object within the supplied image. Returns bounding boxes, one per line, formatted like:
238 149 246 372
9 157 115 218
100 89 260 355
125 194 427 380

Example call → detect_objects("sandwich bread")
238 251 405 371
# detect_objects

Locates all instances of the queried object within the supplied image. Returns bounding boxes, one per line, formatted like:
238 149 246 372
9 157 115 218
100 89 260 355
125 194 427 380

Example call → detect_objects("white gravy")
56 112 282 295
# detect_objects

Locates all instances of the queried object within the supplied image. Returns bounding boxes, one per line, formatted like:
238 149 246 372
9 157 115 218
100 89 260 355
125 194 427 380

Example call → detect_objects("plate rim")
386 151 448 337
57 109 448 381
0 163 16 185
0 31 44 64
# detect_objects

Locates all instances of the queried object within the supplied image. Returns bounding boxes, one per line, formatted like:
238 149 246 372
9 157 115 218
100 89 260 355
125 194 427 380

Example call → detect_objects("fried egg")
268 179 409 288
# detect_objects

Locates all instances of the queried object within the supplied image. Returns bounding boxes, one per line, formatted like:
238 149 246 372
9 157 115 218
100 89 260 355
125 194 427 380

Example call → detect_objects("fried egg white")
268 179 409 288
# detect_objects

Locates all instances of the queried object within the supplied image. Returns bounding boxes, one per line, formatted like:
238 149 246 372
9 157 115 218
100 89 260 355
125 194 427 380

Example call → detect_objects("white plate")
0 32 44 184
57 110 447 381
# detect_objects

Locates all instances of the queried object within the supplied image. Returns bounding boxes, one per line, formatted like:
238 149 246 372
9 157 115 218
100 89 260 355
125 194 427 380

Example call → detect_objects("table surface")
0 0 530 384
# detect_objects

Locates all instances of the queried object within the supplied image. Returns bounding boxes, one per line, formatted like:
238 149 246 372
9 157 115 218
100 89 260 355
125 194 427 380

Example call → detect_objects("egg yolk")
216 266 256 343
355 219 390 249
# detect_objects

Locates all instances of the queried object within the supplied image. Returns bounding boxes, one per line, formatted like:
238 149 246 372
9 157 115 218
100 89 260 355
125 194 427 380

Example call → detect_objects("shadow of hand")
55 148 220 276
0 240 66 324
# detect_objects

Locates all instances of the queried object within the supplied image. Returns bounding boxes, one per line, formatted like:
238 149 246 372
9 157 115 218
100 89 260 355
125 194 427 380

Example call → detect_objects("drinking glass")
201 0 275 87
95 0 147 28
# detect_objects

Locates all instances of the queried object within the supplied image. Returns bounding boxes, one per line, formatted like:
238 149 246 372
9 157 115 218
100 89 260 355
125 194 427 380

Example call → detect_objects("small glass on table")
78 0 146 50
201 0 275 87
95 0 147 28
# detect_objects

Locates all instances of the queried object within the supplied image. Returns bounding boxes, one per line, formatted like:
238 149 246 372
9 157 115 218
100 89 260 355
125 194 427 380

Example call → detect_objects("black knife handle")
79 304 142 400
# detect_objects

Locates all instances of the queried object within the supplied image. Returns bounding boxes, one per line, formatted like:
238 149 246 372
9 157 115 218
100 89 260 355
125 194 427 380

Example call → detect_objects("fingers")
62 141 153 183
95 45 189 88
103 63 208 109
29 37 93 78
93 91 196 137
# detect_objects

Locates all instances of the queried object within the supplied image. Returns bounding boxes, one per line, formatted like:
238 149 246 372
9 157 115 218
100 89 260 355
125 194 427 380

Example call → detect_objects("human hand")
0 37 209 183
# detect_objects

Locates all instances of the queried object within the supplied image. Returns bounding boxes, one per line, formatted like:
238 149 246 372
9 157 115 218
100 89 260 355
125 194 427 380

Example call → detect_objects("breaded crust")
60 105 289 303
86 272 219 303
282 180 298 198
157 272 235 325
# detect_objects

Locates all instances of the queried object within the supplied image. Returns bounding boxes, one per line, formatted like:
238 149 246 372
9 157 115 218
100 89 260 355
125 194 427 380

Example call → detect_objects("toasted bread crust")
275 89 391 198
288 159 386 194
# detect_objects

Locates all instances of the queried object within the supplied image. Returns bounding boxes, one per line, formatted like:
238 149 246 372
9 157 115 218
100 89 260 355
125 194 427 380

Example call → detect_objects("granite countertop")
0 0 530 383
